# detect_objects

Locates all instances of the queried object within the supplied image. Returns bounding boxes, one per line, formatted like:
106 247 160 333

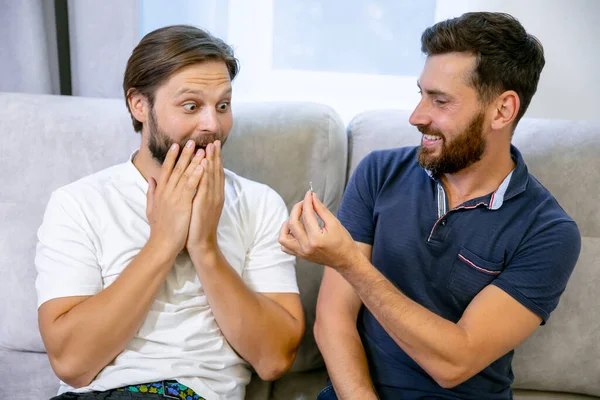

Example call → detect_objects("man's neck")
132 146 162 185
441 145 515 210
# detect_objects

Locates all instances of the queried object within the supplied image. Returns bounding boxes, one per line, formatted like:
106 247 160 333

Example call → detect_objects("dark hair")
123 25 239 132
421 12 545 124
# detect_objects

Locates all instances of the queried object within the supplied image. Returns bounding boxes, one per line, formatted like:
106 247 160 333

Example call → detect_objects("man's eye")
183 103 197 111
218 102 230 111
434 100 447 106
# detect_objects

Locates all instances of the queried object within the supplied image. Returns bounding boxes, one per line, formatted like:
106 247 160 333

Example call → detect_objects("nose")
197 107 219 133
409 99 431 127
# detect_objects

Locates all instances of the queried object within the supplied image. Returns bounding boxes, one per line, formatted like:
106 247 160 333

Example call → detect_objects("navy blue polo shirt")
337 145 580 400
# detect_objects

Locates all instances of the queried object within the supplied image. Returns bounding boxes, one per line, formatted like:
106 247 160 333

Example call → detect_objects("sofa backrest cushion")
0 93 139 353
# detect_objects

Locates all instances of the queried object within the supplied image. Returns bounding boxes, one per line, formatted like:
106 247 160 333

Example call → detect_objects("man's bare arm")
188 248 304 381
314 243 379 400
340 257 541 388
185 141 304 381
39 242 177 388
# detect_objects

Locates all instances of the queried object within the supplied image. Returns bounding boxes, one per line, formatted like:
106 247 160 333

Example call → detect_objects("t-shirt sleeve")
35 190 102 308
337 153 377 245
492 220 581 323
243 187 299 294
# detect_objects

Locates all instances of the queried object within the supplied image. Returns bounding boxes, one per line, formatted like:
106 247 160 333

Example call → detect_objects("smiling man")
279 12 580 400
35 25 304 400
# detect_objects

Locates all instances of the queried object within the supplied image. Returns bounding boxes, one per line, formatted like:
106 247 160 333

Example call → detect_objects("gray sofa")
0 92 598 400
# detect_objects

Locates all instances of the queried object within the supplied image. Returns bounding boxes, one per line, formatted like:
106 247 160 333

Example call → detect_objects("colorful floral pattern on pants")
116 380 205 400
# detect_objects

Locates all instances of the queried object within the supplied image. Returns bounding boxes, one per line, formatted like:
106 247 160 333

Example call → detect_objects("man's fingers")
188 164 205 196
205 143 215 194
280 244 297 256
278 222 301 256
288 201 308 245
197 158 210 194
178 148 205 196
311 192 336 226
214 140 222 161
214 140 225 193
191 158 210 211
206 140 215 162
166 140 197 191
279 220 291 239
158 143 179 187
302 190 322 235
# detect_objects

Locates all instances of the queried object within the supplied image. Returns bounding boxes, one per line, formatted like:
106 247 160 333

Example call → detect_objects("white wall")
467 0 600 121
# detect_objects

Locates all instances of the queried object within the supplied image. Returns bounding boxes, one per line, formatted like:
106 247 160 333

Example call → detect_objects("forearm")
189 247 303 380
341 257 472 386
46 239 176 386
314 318 378 400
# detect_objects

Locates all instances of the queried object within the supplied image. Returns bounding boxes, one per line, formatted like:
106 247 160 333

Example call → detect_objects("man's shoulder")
503 172 581 261
508 146 576 228
522 173 577 227
52 162 133 207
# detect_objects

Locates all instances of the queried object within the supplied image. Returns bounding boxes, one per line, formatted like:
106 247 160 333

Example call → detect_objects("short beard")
417 111 486 177
147 106 224 165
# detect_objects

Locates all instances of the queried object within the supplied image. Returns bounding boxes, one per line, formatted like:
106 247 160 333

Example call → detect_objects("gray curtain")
68 0 140 98
0 0 140 98
0 0 60 94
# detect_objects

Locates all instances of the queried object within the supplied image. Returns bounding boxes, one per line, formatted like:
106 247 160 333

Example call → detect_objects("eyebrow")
174 87 232 98
417 81 450 97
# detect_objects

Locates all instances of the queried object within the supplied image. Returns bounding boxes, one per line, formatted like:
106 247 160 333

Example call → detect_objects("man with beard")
35 25 304 400
279 12 580 400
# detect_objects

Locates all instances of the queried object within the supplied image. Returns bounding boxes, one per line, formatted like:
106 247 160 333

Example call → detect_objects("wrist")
338 250 373 286
187 241 221 266
335 243 366 271
145 236 180 264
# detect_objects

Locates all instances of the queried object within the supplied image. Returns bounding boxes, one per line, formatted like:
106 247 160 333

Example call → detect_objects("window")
140 0 468 123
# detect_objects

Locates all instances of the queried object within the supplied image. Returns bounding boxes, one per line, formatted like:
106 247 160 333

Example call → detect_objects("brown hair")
421 12 545 124
123 25 239 132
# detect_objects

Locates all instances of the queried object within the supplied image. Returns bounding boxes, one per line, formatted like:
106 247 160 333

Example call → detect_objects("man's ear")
490 90 520 131
126 88 149 125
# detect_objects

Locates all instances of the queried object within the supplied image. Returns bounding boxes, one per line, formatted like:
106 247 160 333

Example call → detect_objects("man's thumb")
311 192 333 222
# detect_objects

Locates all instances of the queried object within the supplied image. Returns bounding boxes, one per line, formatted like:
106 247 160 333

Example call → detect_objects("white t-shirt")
35 154 299 400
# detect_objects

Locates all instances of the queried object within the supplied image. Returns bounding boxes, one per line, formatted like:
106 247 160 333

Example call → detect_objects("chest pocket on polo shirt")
447 247 504 303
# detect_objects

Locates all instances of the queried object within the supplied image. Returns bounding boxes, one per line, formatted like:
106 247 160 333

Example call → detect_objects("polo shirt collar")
424 144 529 211
501 145 529 204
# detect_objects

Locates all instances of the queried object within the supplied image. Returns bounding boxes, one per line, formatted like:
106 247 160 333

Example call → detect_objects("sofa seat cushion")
0 349 59 400
271 367 329 400
514 389 600 399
